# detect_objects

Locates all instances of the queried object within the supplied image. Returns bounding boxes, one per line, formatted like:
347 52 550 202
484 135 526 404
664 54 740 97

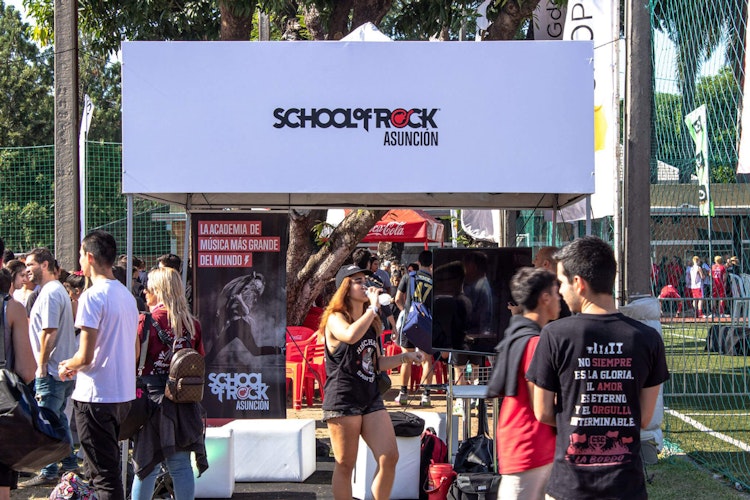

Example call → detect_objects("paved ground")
12 374 455 499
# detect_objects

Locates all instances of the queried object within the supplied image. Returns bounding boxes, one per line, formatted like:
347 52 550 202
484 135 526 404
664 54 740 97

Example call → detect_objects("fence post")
54 0 80 268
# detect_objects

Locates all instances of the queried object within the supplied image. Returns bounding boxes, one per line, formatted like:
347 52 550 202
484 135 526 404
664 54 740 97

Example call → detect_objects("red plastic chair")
433 360 447 393
301 342 327 406
302 306 324 331
410 364 422 392
380 329 402 374
286 330 318 410
286 326 317 361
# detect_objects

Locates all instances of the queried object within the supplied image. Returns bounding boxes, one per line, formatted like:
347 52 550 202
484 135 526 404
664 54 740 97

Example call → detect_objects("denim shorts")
322 398 386 422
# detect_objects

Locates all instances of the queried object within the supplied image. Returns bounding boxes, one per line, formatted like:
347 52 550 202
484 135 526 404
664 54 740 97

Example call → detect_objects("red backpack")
420 427 449 499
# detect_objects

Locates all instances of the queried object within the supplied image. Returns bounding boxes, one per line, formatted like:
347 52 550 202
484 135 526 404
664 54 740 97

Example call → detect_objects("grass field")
661 320 750 489
647 452 750 499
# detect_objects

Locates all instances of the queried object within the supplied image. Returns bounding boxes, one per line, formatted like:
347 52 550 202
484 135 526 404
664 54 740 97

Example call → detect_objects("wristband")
367 305 379 314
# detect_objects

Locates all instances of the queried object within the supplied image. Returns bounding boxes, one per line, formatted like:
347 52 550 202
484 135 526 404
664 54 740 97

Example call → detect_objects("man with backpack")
0 238 37 500
394 250 433 406
490 267 560 499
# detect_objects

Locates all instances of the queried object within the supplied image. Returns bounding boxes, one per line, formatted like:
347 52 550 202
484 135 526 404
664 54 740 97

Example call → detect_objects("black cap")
335 264 371 288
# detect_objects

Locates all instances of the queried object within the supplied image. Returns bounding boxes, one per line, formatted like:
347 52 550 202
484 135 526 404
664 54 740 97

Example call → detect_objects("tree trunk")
302 4 326 40
328 0 355 40
351 0 393 31
286 209 387 325
218 1 255 41
484 0 540 41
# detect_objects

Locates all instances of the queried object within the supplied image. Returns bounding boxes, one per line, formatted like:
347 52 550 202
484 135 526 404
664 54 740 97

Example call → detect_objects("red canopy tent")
360 209 444 246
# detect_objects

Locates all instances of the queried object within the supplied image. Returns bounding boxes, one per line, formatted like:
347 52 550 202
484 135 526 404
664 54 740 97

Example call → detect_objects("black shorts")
322 398 386 422
397 329 416 349
0 462 18 489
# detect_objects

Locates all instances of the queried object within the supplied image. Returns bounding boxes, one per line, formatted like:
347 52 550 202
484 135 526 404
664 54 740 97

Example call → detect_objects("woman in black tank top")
321 265 424 500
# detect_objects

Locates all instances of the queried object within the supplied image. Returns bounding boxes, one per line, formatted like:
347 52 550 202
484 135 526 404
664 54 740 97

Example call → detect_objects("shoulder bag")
0 303 72 470
402 273 433 353
119 313 154 440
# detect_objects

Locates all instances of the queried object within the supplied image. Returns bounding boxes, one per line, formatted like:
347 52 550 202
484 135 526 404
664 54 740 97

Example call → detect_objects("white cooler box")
352 435 421 500
223 418 316 482
194 426 235 498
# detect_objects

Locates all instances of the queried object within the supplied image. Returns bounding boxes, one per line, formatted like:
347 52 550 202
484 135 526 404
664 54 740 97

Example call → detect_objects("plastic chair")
409 364 422 392
301 342 327 406
286 332 318 410
286 326 317 360
434 360 447 386
380 329 402 373
302 306 324 331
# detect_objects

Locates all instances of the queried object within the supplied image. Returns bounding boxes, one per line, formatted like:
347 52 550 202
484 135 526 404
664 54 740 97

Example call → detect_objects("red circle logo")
390 108 414 128
236 386 249 400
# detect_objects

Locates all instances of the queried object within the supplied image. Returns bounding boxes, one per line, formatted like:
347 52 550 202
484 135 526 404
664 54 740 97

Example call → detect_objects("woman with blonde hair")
321 265 423 500
131 267 207 500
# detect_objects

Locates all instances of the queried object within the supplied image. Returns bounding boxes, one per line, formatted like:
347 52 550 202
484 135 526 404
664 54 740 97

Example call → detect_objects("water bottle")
465 362 473 382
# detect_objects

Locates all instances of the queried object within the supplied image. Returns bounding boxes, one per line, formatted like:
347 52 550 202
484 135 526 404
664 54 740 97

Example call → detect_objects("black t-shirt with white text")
526 313 669 500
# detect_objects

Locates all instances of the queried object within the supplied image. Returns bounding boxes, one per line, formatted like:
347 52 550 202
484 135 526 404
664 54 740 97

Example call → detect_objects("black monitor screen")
431 247 532 355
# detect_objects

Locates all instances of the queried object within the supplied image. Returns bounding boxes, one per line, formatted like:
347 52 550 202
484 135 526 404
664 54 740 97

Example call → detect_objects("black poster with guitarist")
192 212 288 418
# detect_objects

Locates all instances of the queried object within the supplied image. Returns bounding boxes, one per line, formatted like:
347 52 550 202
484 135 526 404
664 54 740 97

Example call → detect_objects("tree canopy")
0 1 53 147
21 0 545 323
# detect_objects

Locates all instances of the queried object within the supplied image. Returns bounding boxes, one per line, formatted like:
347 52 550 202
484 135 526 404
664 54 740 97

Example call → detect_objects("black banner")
192 213 288 418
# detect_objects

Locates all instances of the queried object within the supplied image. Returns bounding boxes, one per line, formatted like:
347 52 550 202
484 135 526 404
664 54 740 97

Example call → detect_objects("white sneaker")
395 391 408 406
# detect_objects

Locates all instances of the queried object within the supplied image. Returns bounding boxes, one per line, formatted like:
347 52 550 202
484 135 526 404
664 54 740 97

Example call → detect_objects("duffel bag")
447 472 501 500
0 368 71 472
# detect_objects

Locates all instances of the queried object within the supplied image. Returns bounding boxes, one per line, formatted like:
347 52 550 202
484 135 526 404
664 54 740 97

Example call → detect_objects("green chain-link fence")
0 142 174 268
651 0 750 490
2 0 750 487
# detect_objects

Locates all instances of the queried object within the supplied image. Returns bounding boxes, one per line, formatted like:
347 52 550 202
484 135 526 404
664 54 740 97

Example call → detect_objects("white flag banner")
79 94 95 239
558 0 618 222
461 209 498 242
737 1 750 176
533 0 567 40
684 105 713 216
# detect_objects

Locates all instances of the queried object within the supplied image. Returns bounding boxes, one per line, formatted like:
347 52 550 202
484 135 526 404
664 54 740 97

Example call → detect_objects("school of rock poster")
192 212 288 418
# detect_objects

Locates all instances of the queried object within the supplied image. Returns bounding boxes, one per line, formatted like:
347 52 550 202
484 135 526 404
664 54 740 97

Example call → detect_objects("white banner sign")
122 41 594 200
737 1 750 177
685 105 713 217
534 0 567 40
559 0 618 221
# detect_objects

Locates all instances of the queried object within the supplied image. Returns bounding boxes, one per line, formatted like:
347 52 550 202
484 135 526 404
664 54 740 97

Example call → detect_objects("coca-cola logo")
369 221 406 236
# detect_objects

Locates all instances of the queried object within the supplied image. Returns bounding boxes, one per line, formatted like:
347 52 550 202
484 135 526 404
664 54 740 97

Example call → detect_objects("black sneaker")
19 473 58 488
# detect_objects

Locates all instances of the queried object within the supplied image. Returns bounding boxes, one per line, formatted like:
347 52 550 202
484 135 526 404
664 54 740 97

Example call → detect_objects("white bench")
194 426 235 498
223 419 316 482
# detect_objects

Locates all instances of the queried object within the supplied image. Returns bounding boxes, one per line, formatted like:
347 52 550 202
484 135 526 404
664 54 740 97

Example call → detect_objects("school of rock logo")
272 107 439 147
208 372 270 411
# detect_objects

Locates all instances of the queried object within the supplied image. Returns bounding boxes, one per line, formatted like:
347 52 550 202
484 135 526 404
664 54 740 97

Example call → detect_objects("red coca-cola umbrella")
361 209 444 246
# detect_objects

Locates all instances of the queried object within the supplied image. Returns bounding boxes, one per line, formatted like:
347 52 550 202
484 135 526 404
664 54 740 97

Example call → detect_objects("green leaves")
0 1 54 147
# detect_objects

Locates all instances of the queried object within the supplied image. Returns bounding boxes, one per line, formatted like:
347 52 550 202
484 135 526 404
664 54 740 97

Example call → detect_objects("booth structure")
122 40 595 498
